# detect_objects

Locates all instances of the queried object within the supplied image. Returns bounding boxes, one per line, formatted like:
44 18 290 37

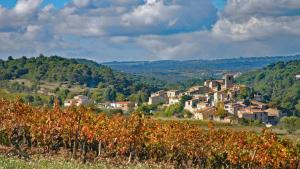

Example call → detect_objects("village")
63 74 284 126
148 74 284 125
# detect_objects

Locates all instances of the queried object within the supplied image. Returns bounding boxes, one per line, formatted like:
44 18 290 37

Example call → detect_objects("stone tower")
223 74 234 89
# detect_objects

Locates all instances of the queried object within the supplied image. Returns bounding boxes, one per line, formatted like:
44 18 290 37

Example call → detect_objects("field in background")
0 88 50 101
10 78 88 94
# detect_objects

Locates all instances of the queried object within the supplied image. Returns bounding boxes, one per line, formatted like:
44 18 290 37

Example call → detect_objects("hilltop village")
148 74 283 125
63 74 283 125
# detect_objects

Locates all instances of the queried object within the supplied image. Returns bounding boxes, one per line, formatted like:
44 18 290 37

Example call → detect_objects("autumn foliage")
0 99 299 168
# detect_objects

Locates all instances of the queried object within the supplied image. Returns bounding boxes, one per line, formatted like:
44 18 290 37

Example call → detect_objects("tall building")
223 74 234 89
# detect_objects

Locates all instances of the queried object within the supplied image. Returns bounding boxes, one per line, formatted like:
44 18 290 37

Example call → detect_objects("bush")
0 131 9 146
163 103 181 117
280 116 300 134
136 104 157 115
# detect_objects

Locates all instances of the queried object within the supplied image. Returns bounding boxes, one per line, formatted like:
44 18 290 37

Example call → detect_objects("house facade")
238 107 268 123
64 95 89 107
148 90 168 105
110 101 136 112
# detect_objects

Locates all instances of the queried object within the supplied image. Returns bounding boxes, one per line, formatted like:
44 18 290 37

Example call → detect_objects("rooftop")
265 108 281 117
251 100 267 106
242 107 266 114
114 101 132 104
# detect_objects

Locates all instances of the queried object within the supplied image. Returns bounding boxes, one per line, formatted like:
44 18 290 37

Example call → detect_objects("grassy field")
1 78 89 102
0 88 50 101
10 78 88 93
0 156 164 169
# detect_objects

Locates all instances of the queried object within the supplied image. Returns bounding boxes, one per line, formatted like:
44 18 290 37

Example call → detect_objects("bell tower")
223 74 234 89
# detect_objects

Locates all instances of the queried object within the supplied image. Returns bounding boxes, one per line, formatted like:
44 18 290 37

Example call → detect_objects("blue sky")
0 0 299 62
0 0 226 9
0 0 70 8
212 0 226 10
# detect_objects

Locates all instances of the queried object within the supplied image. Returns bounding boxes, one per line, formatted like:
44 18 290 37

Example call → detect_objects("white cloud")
134 0 300 60
0 0 300 61
24 25 41 40
122 0 180 27
223 0 300 18
14 0 42 14
54 14 106 36
212 0 300 41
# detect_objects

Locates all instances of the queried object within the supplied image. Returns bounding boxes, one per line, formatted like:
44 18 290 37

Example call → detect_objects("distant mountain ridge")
102 55 300 82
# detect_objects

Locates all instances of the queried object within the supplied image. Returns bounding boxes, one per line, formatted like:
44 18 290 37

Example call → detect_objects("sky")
0 0 299 62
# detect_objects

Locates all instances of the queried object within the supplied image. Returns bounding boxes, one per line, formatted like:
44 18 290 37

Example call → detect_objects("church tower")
223 74 234 89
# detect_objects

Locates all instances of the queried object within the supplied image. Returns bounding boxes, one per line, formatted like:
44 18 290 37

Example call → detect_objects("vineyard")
0 99 299 168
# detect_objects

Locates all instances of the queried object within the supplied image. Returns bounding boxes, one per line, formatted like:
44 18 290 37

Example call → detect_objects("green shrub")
280 116 300 134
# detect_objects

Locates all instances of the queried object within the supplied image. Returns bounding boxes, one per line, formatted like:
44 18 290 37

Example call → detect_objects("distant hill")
103 55 300 82
236 60 300 113
0 55 165 97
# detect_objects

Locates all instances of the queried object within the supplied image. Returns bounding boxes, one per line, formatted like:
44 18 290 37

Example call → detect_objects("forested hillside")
236 60 300 113
0 55 165 100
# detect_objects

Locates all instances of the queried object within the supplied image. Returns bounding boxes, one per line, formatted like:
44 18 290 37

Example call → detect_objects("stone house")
250 100 268 110
186 86 210 96
184 98 200 113
265 108 282 125
238 107 268 123
194 107 217 120
213 91 229 106
64 95 89 107
148 90 168 105
167 90 180 98
169 97 180 105
110 101 136 112
225 103 245 115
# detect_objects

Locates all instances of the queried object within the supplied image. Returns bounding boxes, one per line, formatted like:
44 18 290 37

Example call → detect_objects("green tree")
239 87 250 100
91 89 104 103
295 100 300 116
136 104 157 115
103 87 116 102
136 92 147 105
23 95 34 103
164 103 182 117
183 109 193 118
57 89 70 100
7 56 13 61
33 96 43 106
116 93 126 101
128 94 137 102
216 102 227 118
49 96 55 107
